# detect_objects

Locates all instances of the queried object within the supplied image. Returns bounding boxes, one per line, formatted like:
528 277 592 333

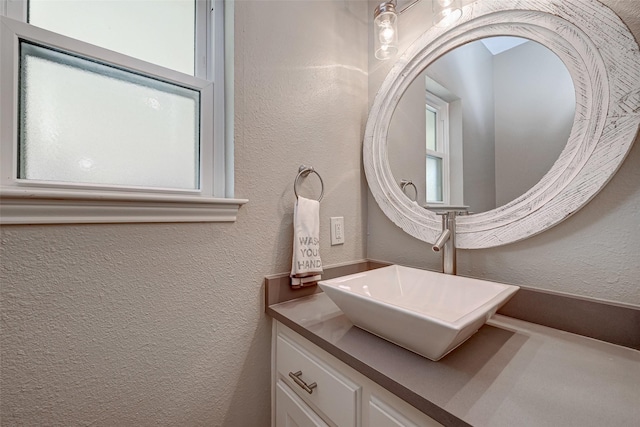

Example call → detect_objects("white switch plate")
330 217 345 245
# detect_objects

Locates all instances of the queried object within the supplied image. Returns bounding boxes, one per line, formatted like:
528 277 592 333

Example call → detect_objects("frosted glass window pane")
426 155 443 202
28 0 195 75
19 42 200 190
426 109 437 151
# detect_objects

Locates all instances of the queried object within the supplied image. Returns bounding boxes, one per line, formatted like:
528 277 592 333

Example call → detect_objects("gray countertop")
268 293 640 427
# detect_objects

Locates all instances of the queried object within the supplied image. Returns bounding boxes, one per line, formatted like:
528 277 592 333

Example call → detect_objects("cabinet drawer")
277 332 360 427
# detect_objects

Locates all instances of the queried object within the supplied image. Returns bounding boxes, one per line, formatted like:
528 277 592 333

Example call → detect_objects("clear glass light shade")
374 10 398 60
433 0 462 27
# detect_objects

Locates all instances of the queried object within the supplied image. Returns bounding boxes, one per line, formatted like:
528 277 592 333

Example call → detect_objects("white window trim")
425 92 450 205
0 0 246 224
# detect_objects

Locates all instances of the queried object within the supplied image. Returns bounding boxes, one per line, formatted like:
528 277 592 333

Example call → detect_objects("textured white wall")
0 1 368 425
367 0 640 305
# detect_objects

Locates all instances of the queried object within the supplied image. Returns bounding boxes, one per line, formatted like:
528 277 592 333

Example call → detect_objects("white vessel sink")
318 265 519 361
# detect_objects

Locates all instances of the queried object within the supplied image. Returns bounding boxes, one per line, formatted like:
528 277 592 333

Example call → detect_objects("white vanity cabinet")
272 321 443 427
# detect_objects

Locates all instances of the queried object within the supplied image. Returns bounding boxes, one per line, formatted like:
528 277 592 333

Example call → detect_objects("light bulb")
440 8 462 26
433 0 462 27
379 25 395 44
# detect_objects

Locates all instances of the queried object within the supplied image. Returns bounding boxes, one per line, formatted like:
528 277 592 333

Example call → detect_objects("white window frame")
0 0 246 224
425 92 450 206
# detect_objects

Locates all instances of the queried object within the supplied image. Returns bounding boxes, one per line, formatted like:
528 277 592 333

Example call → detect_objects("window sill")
0 188 248 224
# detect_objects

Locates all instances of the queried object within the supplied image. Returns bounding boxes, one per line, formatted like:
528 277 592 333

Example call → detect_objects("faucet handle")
426 205 469 216
435 209 466 217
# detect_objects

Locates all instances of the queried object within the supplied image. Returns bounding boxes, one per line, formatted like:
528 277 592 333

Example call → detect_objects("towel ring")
294 165 324 202
400 179 418 202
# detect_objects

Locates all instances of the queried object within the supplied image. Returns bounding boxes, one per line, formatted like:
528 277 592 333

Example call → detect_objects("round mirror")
364 0 640 249
388 36 575 214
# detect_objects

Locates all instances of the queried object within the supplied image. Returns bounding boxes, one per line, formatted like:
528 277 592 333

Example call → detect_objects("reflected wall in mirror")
388 36 575 214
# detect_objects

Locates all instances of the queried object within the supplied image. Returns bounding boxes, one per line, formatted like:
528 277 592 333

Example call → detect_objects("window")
0 0 245 224
27 0 198 75
425 92 449 205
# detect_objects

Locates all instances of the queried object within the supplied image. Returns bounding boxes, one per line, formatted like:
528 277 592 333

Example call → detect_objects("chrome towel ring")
294 165 324 202
400 179 417 202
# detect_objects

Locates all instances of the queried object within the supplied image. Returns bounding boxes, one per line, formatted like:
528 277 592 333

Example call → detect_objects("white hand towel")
290 196 323 288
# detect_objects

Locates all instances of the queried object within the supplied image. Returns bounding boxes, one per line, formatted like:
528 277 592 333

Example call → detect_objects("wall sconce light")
374 0 462 60
374 0 398 60
433 0 462 27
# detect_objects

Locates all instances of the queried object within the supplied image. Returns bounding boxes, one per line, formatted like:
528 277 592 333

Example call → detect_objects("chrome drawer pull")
289 370 317 394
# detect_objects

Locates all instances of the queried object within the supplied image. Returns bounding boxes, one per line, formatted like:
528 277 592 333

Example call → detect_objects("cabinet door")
369 395 442 427
276 379 329 427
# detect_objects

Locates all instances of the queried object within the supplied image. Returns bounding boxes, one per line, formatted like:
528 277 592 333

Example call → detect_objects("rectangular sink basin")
318 265 519 361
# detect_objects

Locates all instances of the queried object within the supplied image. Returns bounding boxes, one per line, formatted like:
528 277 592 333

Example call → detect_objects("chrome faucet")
432 211 457 275
430 208 468 275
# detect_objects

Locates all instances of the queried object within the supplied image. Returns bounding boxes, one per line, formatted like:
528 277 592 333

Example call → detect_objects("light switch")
330 217 345 245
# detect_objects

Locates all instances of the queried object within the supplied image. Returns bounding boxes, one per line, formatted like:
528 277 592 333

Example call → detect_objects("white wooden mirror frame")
364 0 640 249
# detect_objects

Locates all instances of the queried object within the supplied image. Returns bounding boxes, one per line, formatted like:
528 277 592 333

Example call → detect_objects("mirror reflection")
388 36 576 214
